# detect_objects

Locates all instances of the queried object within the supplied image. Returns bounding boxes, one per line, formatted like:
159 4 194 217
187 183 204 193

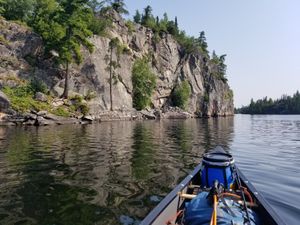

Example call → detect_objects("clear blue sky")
124 0 300 107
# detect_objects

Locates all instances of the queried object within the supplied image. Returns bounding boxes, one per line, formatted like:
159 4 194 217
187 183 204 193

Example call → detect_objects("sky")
124 0 300 107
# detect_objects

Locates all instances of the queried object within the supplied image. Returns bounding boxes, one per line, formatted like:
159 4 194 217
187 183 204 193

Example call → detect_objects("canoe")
141 146 286 225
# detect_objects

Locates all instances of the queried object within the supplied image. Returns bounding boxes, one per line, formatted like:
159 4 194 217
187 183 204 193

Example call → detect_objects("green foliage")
2 85 50 113
211 51 227 82
51 106 70 117
29 76 48 94
197 31 208 55
125 20 135 34
69 95 89 115
133 10 141 23
0 34 9 45
0 0 4 14
88 15 112 36
237 91 300 114
0 55 19 68
84 90 97 101
1 0 36 22
172 80 191 109
111 0 128 15
203 93 209 103
224 89 233 100
132 57 156 110
141 5 153 26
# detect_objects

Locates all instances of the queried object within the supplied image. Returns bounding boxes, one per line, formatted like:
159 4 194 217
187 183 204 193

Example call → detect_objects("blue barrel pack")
201 150 235 189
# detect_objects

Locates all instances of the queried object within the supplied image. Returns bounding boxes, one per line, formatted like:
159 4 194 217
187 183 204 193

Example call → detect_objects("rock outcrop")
0 91 10 112
0 11 234 122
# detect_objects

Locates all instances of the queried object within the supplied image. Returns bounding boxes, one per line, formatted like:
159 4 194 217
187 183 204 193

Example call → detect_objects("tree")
133 10 141 23
132 57 156 110
175 16 178 29
141 5 153 25
198 31 208 54
1 0 36 22
108 37 120 111
172 80 191 109
111 0 128 15
218 54 227 77
30 0 65 52
58 0 94 98
88 0 106 13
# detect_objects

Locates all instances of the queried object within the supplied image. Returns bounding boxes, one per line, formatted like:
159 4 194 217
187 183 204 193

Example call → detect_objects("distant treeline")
236 91 300 114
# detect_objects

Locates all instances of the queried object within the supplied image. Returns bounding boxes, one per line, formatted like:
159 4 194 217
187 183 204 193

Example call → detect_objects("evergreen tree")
198 31 208 54
175 16 178 29
88 0 106 13
108 37 120 111
141 5 153 25
1 0 36 22
111 0 128 15
237 91 300 114
133 10 141 23
156 16 159 27
58 0 94 98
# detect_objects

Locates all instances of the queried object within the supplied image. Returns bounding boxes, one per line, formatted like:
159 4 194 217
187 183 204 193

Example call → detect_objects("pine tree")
175 16 178 28
58 0 94 98
133 10 141 23
108 37 120 111
198 31 208 54
111 0 128 15
88 0 106 13
141 5 152 25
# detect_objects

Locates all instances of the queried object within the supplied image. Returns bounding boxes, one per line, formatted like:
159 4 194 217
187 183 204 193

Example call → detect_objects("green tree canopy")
1 0 36 21
172 80 191 109
132 57 156 110
237 91 300 114
133 10 141 23
111 0 128 15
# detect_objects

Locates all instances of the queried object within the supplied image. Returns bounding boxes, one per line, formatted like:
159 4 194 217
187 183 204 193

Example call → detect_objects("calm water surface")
0 115 299 225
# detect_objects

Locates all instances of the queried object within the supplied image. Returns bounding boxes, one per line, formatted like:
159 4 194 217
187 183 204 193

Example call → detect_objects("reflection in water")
0 118 235 224
131 123 155 180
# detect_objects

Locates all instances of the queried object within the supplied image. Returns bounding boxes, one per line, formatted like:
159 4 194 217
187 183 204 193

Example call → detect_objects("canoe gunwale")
140 163 202 225
141 162 286 225
236 166 287 225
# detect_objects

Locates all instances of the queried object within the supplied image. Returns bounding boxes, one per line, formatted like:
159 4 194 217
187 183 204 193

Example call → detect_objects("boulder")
37 111 48 116
34 92 48 102
140 110 156 120
82 115 94 121
0 91 10 112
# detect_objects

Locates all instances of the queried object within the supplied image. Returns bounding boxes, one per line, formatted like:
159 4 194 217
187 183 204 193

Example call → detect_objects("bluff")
0 11 234 123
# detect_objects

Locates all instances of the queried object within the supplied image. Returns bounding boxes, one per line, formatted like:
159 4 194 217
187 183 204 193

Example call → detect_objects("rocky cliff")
0 12 234 123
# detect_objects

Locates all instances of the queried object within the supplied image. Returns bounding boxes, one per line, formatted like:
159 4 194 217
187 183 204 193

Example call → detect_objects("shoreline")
0 109 234 126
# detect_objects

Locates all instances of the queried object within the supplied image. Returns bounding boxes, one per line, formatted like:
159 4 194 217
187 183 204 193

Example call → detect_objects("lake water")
0 115 299 225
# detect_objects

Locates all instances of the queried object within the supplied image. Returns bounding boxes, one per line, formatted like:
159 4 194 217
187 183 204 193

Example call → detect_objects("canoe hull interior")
141 162 285 225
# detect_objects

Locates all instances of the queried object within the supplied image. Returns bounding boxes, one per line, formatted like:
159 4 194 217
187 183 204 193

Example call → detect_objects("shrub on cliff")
172 81 191 109
132 57 156 110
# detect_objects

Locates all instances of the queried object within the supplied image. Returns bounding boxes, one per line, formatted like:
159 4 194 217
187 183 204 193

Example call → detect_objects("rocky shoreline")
0 106 216 126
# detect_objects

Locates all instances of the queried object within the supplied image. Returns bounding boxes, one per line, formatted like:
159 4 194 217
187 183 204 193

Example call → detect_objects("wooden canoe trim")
178 192 197 199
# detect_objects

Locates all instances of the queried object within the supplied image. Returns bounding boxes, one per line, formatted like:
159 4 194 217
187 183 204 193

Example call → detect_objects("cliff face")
0 12 234 118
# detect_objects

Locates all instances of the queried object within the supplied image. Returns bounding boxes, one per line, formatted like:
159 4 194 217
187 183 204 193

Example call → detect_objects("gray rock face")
34 92 48 102
0 91 10 112
0 13 234 118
